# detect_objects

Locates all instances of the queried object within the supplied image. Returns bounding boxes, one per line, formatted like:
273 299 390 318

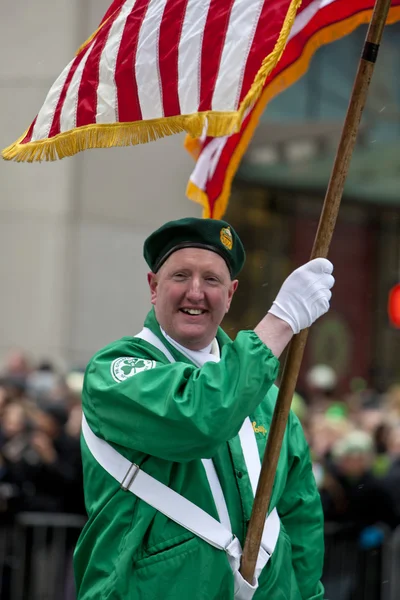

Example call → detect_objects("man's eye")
173 273 187 280
206 277 219 284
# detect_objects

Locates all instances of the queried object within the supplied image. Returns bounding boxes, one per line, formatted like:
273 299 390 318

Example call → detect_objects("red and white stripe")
21 0 295 146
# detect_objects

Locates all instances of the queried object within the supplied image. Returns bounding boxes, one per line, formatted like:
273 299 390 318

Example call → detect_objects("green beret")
143 217 245 278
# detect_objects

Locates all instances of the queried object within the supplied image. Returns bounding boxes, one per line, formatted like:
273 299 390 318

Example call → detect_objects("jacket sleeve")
277 415 325 600
84 331 279 462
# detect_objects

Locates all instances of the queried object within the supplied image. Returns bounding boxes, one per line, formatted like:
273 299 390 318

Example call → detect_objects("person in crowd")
303 364 351 423
64 371 85 439
309 413 353 463
0 402 30 518
384 384 400 422
2 350 32 381
74 217 335 600
26 360 61 401
0 399 85 515
320 430 398 530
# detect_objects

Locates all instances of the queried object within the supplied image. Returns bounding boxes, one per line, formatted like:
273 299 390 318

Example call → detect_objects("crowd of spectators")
292 365 400 598
292 364 400 534
0 350 85 521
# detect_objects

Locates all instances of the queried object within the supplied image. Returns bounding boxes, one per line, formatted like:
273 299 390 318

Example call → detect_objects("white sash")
83 327 280 599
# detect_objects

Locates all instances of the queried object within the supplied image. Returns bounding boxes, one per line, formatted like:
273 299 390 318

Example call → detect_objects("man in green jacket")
74 217 334 600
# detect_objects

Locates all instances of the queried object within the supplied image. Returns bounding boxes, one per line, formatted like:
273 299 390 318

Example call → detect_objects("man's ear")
147 272 158 305
226 279 239 312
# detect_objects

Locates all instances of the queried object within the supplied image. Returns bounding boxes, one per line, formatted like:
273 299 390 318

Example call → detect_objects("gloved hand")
268 258 334 334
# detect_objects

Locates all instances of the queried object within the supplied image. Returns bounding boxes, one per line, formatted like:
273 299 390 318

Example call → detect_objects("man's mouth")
179 308 206 315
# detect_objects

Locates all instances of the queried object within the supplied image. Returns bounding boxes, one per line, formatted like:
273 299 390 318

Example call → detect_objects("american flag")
187 0 400 219
2 0 301 162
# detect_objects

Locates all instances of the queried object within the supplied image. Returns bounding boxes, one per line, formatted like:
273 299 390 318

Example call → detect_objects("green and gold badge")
220 226 233 250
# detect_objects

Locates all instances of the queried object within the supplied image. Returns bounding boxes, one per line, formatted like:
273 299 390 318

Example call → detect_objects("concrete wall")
0 1 200 371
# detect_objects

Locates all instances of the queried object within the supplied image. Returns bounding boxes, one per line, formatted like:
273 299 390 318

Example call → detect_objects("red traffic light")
388 284 400 328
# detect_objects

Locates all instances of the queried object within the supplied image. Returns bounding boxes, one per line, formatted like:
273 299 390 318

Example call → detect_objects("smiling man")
75 217 334 600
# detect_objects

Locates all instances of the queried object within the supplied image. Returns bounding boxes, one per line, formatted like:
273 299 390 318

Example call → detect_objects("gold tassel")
2 111 237 163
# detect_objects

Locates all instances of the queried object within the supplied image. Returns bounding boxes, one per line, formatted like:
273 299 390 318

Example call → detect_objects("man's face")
148 248 238 350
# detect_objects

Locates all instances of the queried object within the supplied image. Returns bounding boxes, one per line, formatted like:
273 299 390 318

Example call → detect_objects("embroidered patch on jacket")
252 421 267 435
111 357 156 382
220 226 233 250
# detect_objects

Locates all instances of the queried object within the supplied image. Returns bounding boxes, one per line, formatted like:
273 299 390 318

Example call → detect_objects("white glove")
268 258 334 334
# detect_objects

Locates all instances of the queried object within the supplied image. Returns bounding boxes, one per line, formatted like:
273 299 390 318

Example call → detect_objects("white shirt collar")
160 328 220 367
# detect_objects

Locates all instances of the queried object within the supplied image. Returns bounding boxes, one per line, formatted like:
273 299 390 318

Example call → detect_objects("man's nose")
186 277 204 300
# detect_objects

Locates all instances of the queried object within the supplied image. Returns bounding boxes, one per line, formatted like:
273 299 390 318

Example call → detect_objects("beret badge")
220 227 233 251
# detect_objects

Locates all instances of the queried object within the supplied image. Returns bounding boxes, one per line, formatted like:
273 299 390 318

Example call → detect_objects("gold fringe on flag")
2 112 239 163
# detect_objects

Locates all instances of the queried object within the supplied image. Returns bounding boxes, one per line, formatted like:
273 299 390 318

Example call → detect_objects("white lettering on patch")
111 357 156 383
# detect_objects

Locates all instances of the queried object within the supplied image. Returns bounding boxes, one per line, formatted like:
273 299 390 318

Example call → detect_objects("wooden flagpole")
240 0 393 583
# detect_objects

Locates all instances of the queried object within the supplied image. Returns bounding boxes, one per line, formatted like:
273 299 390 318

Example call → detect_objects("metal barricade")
383 525 400 600
0 521 13 600
322 522 394 600
322 522 360 599
1 513 400 600
0 512 86 600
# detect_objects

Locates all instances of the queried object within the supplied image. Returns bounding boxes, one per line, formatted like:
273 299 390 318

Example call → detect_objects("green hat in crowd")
143 217 246 278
